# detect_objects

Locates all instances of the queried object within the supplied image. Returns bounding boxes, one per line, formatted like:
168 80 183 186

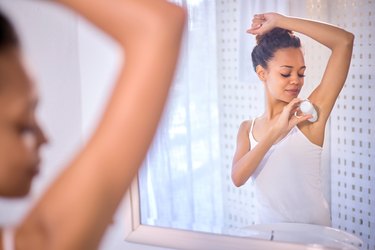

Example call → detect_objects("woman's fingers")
251 21 262 28
285 98 301 114
254 14 266 19
253 14 266 22
247 14 267 34
248 25 262 34
291 113 313 127
284 98 309 127
289 99 313 126
247 25 262 34
247 13 281 35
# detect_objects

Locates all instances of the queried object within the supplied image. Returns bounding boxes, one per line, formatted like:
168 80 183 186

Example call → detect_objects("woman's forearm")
276 15 354 50
232 129 279 187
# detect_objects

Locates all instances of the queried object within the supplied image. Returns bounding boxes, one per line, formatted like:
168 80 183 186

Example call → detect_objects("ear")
255 65 266 82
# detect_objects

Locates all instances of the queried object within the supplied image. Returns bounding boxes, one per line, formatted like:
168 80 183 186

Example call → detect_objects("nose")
35 123 48 147
290 74 301 85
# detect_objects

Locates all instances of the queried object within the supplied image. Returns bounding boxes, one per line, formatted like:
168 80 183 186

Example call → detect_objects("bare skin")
0 0 186 249
232 13 354 187
0 48 47 198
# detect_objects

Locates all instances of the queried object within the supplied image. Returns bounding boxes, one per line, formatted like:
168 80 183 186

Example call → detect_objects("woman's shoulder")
238 119 252 135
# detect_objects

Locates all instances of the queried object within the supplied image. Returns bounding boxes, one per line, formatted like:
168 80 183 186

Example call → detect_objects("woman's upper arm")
232 121 251 166
309 32 354 124
17 1 186 249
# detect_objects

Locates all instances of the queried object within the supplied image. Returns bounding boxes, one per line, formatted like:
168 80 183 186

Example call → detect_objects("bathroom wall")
217 0 268 231
329 1 375 249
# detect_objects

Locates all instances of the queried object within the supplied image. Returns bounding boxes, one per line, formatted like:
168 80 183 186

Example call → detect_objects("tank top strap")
2 227 15 250
249 118 256 135
249 117 259 149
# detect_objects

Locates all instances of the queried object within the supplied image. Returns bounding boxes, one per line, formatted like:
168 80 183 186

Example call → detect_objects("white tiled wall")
217 0 259 232
329 1 375 249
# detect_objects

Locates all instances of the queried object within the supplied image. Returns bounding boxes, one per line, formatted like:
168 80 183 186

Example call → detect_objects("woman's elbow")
148 4 187 38
334 31 354 53
231 171 245 187
344 31 355 47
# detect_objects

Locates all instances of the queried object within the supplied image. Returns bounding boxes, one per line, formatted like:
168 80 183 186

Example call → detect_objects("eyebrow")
280 65 306 69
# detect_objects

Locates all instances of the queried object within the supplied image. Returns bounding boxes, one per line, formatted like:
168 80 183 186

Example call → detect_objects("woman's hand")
271 98 312 139
246 12 284 35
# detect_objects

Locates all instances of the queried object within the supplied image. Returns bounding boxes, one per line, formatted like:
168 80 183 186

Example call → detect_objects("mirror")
0 0 370 249
126 0 374 249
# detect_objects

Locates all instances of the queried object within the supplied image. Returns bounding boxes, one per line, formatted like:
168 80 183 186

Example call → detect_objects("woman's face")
0 48 47 197
263 47 306 103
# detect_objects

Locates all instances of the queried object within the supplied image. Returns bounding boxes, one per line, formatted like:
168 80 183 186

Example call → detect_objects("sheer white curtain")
139 0 223 233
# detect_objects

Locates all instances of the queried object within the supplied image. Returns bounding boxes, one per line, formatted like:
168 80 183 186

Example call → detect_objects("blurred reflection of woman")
232 13 354 225
0 0 185 249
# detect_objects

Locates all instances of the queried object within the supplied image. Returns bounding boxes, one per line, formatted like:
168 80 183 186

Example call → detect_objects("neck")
263 93 287 120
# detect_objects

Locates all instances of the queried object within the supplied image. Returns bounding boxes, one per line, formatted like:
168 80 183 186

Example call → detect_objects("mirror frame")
124 176 315 250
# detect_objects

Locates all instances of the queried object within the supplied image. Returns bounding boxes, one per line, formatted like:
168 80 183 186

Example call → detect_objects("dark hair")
0 9 19 50
251 28 301 71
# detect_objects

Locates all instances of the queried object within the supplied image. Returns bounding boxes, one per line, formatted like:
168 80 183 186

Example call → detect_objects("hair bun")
251 27 301 72
255 28 294 45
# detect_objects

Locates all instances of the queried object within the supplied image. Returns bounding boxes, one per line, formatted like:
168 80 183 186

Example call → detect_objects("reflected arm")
250 13 354 125
232 121 278 187
274 14 354 125
232 99 311 187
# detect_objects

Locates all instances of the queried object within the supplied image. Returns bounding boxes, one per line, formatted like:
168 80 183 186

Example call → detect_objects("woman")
0 0 185 249
232 13 354 225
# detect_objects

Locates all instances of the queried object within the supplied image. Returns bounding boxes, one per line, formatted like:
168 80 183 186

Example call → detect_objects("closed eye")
17 124 37 136
280 73 306 78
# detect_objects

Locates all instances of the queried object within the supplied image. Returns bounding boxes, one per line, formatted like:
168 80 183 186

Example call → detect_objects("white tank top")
249 118 331 226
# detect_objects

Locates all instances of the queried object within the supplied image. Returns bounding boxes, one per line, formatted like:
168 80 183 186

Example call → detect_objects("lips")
28 159 41 177
28 166 40 177
285 88 300 95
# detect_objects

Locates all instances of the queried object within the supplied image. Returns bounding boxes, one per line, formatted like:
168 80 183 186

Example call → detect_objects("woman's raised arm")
17 1 186 249
249 13 354 125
